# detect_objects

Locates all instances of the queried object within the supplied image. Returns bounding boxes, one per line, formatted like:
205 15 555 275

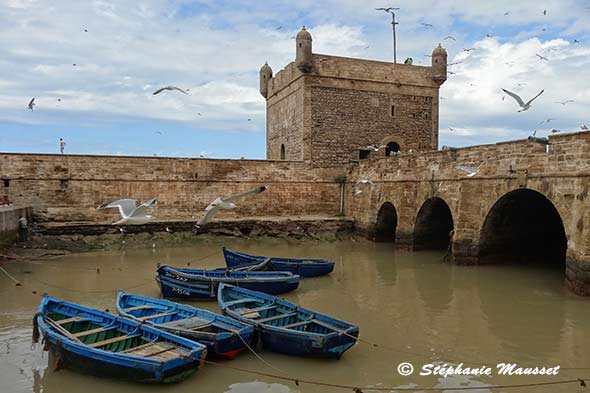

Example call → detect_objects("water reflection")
476 264 565 362
0 238 589 392
413 250 454 315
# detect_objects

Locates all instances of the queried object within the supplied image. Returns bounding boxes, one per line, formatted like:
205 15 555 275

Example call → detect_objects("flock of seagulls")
97 185 268 228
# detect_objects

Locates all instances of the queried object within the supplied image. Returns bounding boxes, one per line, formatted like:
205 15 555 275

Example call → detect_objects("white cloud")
0 0 589 153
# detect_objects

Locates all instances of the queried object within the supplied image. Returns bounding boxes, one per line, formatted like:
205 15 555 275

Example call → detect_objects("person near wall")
17 216 29 242
443 229 454 262
59 138 66 154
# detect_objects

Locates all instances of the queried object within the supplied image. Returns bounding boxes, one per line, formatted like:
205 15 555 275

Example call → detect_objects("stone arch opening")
414 197 454 250
280 144 285 160
373 202 398 242
479 189 567 265
385 141 400 156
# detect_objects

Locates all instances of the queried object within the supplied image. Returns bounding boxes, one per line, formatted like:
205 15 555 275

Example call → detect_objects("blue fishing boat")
116 290 255 359
156 265 300 299
217 284 359 358
222 247 335 277
34 294 207 383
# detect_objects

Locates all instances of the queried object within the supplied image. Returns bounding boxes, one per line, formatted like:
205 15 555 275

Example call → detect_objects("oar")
311 319 359 341
45 318 83 343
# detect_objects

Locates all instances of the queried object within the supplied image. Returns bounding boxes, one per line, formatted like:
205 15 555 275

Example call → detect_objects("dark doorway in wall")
385 141 400 156
414 197 454 250
373 202 398 242
479 189 567 265
280 144 286 160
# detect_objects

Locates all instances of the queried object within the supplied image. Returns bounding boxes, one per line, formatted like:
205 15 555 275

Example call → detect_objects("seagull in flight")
97 198 157 225
456 165 481 177
444 36 456 41
375 7 400 12
536 54 549 61
550 128 561 133
504 11 510 16
197 185 268 226
539 118 554 124
448 61 463 66
449 127 457 132
420 23 433 27
463 48 476 52
501 88 544 112
152 86 189 95
28 98 35 111
353 179 375 195
365 144 386 151
555 100 574 105
581 124 589 131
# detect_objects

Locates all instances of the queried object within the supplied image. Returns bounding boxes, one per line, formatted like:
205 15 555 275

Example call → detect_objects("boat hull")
157 266 300 299
218 284 358 359
44 339 197 383
223 247 335 277
36 295 207 384
117 291 256 359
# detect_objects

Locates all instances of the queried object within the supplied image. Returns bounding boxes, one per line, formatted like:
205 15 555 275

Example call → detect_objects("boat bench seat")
124 305 153 312
256 312 298 323
138 312 177 321
239 304 278 316
73 326 117 338
224 298 259 307
283 320 313 329
55 316 85 325
89 334 141 348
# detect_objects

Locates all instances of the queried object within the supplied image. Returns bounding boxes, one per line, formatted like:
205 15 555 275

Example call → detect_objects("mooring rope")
236 329 287 374
28 278 154 294
0 264 21 286
199 358 588 391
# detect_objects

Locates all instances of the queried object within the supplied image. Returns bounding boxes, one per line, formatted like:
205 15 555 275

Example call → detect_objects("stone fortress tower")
260 26 448 167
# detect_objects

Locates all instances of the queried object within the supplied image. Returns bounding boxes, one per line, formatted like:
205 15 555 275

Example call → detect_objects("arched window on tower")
386 141 400 156
280 144 286 160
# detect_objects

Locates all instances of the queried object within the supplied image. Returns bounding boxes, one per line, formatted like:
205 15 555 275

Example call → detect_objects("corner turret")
259 62 273 98
431 44 447 85
295 26 313 73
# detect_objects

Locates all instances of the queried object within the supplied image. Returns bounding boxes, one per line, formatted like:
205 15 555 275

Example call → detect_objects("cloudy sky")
0 0 588 158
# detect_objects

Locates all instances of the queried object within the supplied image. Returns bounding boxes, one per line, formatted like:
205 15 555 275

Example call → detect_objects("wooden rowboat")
116 290 255 359
156 264 300 299
34 294 207 383
222 247 335 277
217 283 358 358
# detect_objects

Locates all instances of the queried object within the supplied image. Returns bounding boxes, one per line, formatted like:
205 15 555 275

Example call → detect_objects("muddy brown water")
1 238 589 392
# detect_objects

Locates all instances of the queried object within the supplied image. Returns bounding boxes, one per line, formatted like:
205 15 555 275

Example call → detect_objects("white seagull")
502 88 544 112
152 86 189 96
353 179 375 195
197 185 268 226
456 165 481 177
365 144 386 151
581 124 589 131
97 198 157 225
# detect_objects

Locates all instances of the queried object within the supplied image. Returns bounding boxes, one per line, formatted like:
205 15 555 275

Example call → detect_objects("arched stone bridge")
346 131 590 296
